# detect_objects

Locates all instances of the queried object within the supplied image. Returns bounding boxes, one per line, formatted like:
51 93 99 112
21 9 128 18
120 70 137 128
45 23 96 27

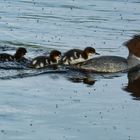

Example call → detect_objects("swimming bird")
0 47 27 62
78 35 140 73
29 50 61 69
61 47 99 65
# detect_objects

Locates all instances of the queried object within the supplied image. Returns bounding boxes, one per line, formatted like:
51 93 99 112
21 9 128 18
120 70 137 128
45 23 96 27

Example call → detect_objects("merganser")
0 47 27 62
61 47 99 65
29 50 61 69
78 35 140 73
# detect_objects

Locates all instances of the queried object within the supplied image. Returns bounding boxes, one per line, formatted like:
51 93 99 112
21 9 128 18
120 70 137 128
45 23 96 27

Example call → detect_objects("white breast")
66 56 85 65
70 57 85 64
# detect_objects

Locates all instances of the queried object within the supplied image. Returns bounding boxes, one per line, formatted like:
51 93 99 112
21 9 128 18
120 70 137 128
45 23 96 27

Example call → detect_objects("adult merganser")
29 50 61 69
78 35 140 73
61 47 99 65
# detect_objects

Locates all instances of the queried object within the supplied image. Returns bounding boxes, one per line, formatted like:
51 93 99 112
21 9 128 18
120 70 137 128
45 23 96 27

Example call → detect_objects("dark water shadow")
64 67 126 86
0 61 67 80
123 65 140 100
64 69 97 86
0 60 125 85
0 68 67 80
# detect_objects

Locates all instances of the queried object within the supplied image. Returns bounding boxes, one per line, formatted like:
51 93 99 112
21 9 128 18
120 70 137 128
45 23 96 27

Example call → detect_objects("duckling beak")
95 52 100 55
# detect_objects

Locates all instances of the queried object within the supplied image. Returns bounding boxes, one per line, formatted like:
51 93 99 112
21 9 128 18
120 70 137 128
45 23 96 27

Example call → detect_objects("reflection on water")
68 77 96 86
65 69 97 86
124 68 140 100
1 52 140 101
0 67 67 80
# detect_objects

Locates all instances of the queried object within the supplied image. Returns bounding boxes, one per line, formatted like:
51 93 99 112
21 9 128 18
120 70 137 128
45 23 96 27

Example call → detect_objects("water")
0 0 140 140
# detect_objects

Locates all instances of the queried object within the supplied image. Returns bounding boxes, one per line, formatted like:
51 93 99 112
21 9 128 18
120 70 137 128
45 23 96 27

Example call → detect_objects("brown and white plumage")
0 47 27 62
61 47 99 65
29 50 61 69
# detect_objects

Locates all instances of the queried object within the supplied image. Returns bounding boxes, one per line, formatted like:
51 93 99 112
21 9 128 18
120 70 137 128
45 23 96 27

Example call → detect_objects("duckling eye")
57 54 61 58
88 50 94 53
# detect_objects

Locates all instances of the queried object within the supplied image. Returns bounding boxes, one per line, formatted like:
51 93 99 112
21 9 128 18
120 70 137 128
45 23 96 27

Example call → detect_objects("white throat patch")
88 53 94 60
130 54 140 61
127 53 140 68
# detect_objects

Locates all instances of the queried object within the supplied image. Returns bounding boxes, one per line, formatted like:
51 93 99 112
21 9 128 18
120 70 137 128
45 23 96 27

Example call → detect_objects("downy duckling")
0 47 27 62
29 50 61 69
61 47 99 65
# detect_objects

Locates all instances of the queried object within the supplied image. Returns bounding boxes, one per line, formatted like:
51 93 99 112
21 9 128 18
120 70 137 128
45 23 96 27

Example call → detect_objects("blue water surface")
0 0 140 140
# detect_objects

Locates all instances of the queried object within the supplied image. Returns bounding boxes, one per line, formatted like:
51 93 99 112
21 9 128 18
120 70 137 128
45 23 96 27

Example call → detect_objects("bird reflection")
65 67 96 86
124 66 140 100
67 76 96 86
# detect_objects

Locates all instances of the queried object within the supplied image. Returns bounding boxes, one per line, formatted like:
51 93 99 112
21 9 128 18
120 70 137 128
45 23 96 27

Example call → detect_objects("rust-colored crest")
124 35 140 57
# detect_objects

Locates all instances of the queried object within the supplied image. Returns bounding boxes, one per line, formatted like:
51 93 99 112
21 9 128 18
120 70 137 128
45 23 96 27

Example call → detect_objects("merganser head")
14 47 27 60
50 50 61 63
124 35 140 68
124 35 140 58
82 47 99 59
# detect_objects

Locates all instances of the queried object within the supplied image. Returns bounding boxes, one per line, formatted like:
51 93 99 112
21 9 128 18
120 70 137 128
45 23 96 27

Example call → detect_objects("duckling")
0 47 27 62
61 47 99 65
29 50 61 69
